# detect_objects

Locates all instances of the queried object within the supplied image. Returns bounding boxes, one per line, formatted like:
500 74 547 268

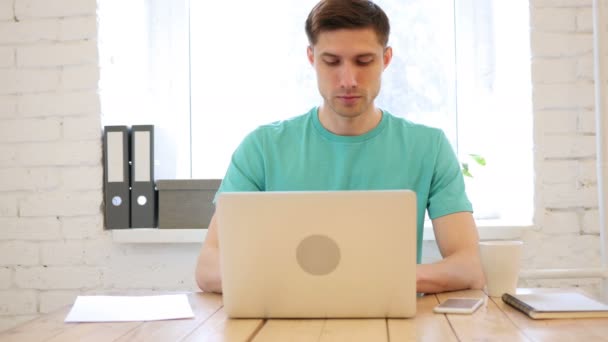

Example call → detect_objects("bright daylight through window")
99 0 533 224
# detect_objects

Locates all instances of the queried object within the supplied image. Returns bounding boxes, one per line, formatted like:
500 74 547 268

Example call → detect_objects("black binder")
130 125 156 227
103 126 131 229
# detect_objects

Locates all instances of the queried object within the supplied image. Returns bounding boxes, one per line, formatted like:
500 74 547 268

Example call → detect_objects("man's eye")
357 58 373 65
323 59 339 66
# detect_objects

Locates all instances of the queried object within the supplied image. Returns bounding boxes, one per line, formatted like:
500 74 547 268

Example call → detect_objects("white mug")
479 240 523 297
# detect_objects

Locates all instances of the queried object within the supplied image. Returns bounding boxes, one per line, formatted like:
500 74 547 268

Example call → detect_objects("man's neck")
318 105 382 136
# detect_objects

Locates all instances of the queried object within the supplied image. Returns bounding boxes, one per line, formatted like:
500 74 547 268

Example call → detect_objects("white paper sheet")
64 294 194 322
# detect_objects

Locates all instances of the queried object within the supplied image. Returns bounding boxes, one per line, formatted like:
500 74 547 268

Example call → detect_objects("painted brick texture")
522 0 606 293
0 0 196 331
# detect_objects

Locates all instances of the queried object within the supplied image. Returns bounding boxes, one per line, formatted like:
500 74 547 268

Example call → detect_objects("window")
99 0 533 224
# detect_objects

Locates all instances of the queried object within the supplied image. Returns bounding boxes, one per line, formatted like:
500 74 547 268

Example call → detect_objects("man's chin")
330 105 365 118
337 112 363 119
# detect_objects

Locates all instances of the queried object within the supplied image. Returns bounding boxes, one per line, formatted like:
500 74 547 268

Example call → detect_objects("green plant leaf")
461 162 473 177
469 154 486 166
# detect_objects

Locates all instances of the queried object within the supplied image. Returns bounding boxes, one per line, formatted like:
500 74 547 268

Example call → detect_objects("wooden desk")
2 289 608 341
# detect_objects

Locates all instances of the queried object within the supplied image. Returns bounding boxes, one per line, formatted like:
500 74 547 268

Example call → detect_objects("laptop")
216 190 417 318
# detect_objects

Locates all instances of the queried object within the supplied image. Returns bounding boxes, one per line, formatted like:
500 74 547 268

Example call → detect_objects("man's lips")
336 95 361 106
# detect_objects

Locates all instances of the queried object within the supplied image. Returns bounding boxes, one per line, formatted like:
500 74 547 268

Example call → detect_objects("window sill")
112 219 532 243
112 228 207 243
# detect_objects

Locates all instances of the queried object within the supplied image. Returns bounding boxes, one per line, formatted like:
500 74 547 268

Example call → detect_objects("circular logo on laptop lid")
296 235 341 276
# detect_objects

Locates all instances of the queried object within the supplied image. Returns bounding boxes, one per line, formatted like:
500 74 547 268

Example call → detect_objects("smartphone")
433 297 484 314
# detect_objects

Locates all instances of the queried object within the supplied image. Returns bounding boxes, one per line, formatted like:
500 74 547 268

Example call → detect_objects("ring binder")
130 125 156 227
103 126 131 229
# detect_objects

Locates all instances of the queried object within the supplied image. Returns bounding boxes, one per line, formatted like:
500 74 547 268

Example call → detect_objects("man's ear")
307 46 314 65
383 46 393 70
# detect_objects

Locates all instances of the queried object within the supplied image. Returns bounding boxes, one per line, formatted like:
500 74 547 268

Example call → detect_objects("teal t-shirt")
217 107 473 262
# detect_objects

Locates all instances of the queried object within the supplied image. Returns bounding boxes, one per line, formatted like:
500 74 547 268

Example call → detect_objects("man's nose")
339 64 357 89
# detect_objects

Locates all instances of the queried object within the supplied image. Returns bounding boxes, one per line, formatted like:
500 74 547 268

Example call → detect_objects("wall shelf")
112 228 207 243
111 221 530 243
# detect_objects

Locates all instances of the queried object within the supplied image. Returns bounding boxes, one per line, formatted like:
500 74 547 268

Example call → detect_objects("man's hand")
195 214 223 293
416 212 485 294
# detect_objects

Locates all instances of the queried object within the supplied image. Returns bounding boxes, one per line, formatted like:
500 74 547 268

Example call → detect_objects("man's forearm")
195 247 223 293
416 252 485 294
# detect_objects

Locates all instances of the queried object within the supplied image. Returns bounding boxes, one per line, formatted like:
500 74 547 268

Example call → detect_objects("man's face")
307 28 392 119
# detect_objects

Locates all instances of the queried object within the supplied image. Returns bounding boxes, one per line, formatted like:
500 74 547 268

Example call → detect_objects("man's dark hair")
305 0 390 47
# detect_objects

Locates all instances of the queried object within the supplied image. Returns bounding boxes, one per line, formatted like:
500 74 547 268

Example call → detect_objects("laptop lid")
217 190 417 318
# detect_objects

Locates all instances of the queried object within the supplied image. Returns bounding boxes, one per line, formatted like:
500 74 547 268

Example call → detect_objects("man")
196 0 485 294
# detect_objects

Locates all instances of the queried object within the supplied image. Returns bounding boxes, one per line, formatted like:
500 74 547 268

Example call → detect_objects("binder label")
107 132 124 182
134 131 151 182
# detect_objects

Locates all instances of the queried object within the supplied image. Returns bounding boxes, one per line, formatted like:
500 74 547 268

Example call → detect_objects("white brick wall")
0 1 13 22
542 210 580 234
579 109 597 132
520 0 606 292
532 0 593 8
18 91 100 117
14 266 101 289
0 1 200 332
0 268 12 289
1 68 61 93
0 0 606 334
583 209 600 234
0 195 17 216
15 0 97 19
531 32 593 57
0 217 62 240
0 168 61 191
61 65 99 91
62 116 102 141
60 166 103 190
0 48 14 68
39 290 79 314
0 95 17 118
533 84 595 108
532 60 578 83
60 216 103 239
0 241 39 266
15 141 101 166
532 8 577 31
18 41 98 67
0 291 37 315
0 118 62 143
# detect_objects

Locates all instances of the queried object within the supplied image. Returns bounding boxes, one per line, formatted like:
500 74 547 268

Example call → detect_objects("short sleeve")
213 130 266 203
427 131 473 219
